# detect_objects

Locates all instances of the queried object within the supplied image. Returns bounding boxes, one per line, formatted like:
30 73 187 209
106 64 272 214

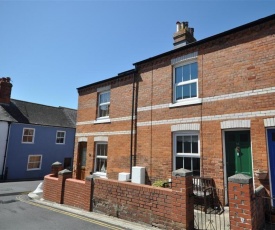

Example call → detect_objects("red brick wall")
93 175 193 230
63 178 92 211
93 178 172 227
43 171 72 204
43 174 59 203
136 125 173 184
77 75 134 121
107 135 132 180
228 179 267 230
43 172 194 230
229 181 254 229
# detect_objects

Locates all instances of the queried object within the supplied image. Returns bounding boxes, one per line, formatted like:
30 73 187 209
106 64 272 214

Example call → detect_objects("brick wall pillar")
83 175 93 211
228 173 254 230
51 161 63 177
171 168 194 230
57 169 72 204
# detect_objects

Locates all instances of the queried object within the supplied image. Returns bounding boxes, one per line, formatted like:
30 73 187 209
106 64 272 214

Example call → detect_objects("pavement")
0 180 43 196
0 180 157 230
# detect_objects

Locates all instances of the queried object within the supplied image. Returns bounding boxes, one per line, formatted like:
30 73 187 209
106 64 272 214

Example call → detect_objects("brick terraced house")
73 14 275 205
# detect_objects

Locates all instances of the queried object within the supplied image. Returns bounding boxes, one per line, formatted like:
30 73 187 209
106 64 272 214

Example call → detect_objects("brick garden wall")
43 174 59 203
93 179 173 228
63 178 92 211
92 175 193 230
228 174 268 230
44 170 272 230
43 170 194 230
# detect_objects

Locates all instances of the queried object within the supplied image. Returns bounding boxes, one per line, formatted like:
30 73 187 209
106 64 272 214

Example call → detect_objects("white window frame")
22 128 35 144
96 91 110 122
56 131 66 144
94 142 108 177
170 59 201 108
173 131 200 176
27 155 42 171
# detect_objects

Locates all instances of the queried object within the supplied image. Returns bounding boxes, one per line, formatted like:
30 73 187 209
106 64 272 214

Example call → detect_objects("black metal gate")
193 186 230 230
256 194 275 230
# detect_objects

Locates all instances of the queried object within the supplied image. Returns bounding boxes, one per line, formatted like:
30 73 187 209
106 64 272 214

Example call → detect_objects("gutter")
2 122 11 180
129 71 136 179
77 69 135 91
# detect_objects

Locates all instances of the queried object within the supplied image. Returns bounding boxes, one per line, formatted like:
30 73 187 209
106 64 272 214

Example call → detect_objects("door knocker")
236 146 240 156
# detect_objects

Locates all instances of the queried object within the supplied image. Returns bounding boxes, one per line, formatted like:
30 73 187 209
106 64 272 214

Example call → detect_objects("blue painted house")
0 77 76 181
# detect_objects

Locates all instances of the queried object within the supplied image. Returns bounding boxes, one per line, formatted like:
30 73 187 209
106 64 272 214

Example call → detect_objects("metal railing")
256 194 275 230
193 187 230 230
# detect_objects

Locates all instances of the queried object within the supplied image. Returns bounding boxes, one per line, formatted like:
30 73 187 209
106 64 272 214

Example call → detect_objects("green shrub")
152 180 167 187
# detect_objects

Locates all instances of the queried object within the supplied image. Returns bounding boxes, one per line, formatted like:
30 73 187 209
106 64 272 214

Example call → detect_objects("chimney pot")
173 21 196 48
0 77 13 104
176 21 181 32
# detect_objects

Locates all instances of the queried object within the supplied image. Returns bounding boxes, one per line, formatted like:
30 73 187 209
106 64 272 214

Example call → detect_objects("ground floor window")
27 155 42 170
174 132 200 176
95 142 108 175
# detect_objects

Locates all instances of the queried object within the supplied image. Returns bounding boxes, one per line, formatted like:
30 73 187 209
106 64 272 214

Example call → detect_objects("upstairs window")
56 131 66 144
174 61 198 102
22 128 35 143
98 91 110 118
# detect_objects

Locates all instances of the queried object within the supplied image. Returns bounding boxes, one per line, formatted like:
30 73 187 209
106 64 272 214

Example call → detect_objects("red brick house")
73 14 275 206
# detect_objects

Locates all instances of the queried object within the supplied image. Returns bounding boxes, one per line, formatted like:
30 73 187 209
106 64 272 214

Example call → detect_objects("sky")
0 0 274 109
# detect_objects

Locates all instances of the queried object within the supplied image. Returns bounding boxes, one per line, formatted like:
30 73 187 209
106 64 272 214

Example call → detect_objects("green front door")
225 131 252 177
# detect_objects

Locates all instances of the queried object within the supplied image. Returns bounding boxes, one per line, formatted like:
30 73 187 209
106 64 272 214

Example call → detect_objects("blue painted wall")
5 123 75 180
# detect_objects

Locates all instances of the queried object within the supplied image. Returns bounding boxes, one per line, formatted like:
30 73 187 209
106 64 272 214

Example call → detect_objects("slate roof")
0 99 77 128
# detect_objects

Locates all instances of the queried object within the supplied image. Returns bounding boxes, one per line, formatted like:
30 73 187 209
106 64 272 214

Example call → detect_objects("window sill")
93 172 107 178
169 98 202 108
94 118 111 124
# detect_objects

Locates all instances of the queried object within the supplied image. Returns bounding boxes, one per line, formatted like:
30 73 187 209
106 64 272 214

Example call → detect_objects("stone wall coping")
172 168 193 177
44 174 58 181
52 161 62 166
66 178 85 184
228 173 252 184
58 169 72 175
86 175 95 181
255 185 265 194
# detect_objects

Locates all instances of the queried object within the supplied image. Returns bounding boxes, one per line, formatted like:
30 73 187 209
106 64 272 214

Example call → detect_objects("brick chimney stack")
0 77 12 104
173 21 196 48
